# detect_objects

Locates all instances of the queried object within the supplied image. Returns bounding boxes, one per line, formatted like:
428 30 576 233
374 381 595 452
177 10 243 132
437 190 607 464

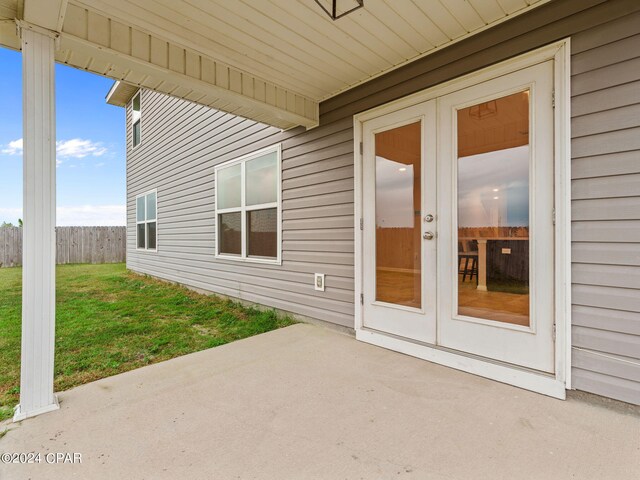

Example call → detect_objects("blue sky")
0 47 126 226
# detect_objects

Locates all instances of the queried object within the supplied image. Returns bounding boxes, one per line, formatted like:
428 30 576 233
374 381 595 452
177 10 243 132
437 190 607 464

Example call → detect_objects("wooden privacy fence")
0 226 126 268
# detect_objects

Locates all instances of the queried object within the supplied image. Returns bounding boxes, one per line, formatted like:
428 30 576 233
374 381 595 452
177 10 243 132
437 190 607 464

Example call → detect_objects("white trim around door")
353 40 571 399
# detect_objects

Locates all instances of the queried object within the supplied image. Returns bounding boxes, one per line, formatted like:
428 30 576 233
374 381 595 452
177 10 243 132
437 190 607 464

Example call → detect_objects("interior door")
436 61 556 373
362 101 437 344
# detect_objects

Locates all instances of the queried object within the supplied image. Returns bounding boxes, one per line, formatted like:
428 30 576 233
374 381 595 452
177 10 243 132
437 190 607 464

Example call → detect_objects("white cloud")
1 138 108 160
1 139 23 155
56 139 107 158
95 162 105 168
0 205 126 226
56 205 126 226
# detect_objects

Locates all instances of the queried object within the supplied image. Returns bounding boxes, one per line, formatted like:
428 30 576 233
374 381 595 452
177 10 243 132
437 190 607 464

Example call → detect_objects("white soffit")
105 81 139 107
0 0 551 129
0 0 320 130
24 0 67 31
0 0 67 46
0 0 19 50
73 0 550 101
59 5 319 129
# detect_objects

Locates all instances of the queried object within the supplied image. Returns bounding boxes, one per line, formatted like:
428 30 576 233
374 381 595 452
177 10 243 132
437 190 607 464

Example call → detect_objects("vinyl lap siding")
126 0 640 403
570 13 640 404
127 90 355 327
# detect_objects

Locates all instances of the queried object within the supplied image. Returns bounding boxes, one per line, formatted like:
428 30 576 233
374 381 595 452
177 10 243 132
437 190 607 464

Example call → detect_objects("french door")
361 61 555 373
362 102 437 343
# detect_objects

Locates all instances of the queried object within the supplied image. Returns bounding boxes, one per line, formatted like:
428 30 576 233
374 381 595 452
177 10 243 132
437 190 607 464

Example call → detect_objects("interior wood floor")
458 277 529 326
375 269 529 326
376 269 421 308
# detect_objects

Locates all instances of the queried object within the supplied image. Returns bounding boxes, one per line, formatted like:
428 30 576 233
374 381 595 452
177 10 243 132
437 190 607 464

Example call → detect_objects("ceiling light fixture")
469 100 498 120
398 167 407 172
314 0 364 20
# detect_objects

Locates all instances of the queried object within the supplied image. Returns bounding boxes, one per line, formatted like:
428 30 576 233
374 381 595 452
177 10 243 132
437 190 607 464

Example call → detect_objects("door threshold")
356 328 566 399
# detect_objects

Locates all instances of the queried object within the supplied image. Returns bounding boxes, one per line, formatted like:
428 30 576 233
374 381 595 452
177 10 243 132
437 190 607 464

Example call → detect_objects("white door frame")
353 40 572 399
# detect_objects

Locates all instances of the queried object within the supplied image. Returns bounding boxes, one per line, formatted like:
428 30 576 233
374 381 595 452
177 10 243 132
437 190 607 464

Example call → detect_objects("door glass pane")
375 121 422 308
219 212 241 255
456 90 530 326
217 164 241 209
146 192 156 221
247 208 277 258
246 152 277 206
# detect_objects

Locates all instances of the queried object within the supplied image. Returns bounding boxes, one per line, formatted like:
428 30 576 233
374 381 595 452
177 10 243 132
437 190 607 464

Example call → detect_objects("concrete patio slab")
1 323 638 479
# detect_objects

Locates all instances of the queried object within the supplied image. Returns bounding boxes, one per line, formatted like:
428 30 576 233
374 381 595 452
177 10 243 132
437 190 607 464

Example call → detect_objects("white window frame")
136 189 158 252
131 91 142 149
214 144 282 265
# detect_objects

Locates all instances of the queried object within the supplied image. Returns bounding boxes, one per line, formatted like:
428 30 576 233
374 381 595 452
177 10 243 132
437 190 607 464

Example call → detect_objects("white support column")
14 25 59 421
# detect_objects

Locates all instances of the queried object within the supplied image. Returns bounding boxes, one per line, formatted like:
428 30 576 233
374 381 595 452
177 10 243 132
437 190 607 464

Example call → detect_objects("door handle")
424 214 434 223
423 231 434 240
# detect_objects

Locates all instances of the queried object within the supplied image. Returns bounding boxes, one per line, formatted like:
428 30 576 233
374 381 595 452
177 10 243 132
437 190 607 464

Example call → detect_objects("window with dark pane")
137 223 146 249
248 209 277 258
147 222 157 250
215 146 281 262
132 92 141 147
136 190 157 251
133 121 141 147
219 212 242 255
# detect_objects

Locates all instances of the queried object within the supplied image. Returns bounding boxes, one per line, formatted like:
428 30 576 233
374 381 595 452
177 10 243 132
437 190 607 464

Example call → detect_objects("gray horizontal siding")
573 221 640 243
572 305 640 336
127 88 356 327
572 364 640 405
126 0 640 404
571 81 640 118
572 243 640 266
570 8 640 404
572 198 640 221
573 285 640 313
572 151 640 179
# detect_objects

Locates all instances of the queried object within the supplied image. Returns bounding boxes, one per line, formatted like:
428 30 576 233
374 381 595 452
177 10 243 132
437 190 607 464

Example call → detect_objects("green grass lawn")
0 263 295 422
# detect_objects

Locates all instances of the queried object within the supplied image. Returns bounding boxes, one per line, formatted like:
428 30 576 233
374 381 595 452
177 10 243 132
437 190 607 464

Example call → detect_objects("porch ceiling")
0 0 549 129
